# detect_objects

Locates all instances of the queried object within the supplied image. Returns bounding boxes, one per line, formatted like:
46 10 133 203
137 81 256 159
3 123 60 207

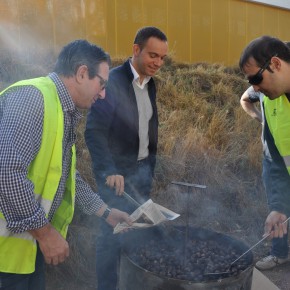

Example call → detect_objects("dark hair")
239 35 290 70
54 39 111 79
134 26 167 50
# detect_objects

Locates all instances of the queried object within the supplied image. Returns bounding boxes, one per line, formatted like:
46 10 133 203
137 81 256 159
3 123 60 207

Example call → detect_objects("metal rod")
171 181 206 267
205 217 290 277
230 216 290 266
183 185 190 267
204 271 231 276
123 191 141 208
171 181 206 189
230 234 270 267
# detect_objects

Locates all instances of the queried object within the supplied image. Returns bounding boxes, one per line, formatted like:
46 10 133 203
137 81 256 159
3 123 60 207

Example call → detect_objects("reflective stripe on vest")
264 94 290 175
284 155 290 168
0 77 76 274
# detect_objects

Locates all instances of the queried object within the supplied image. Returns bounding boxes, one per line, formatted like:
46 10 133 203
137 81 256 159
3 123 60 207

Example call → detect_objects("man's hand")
240 88 263 123
105 174 124 195
105 208 132 228
29 223 69 265
264 211 288 238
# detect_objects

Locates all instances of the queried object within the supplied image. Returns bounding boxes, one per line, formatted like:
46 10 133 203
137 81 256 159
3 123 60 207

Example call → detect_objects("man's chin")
268 94 280 100
147 69 158 76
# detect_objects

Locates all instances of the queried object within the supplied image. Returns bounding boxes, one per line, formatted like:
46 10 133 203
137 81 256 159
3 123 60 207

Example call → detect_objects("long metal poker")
205 216 290 277
171 181 206 189
230 216 290 267
171 181 206 267
123 191 141 208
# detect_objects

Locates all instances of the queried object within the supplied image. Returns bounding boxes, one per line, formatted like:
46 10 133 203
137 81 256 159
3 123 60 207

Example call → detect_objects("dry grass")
0 52 268 289
154 60 263 198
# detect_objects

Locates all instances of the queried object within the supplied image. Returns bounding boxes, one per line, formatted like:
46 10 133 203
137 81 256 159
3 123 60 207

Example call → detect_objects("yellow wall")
1 0 290 65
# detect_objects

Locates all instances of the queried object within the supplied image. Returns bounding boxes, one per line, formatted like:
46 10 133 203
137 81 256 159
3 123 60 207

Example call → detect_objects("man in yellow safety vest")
239 35 290 253
0 39 132 290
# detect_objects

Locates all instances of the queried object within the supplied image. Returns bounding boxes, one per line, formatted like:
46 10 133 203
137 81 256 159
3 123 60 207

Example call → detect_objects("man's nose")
154 58 163 67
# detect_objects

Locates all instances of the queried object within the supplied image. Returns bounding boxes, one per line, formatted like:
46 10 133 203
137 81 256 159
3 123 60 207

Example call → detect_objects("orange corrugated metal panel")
18 0 53 54
110 0 168 58
0 0 18 23
1 0 290 65
143 0 167 31
0 0 20 51
263 5 279 36
114 0 143 57
52 0 86 47
278 10 290 42
106 0 117 56
167 0 190 61
212 0 229 64
86 0 107 48
246 3 264 41
229 0 247 65
190 0 212 63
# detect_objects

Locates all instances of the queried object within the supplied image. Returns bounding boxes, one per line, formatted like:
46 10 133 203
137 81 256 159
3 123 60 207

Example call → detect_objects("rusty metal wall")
1 0 290 65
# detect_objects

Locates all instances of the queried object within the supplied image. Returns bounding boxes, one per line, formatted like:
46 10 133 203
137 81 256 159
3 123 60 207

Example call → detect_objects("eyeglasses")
247 54 277 85
95 73 108 90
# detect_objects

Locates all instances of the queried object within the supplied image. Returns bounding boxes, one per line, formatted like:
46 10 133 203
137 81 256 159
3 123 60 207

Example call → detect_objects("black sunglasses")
95 73 108 90
247 54 277 85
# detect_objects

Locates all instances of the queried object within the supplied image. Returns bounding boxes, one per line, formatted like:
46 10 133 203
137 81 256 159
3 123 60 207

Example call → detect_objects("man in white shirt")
85 26 168 290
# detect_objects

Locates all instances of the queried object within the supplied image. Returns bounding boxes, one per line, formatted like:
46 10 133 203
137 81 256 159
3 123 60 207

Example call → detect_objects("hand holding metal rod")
230 216 290 267
205 216 290 277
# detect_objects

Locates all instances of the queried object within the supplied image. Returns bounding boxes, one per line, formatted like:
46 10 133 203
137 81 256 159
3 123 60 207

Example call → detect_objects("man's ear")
133 44 141 56
271 56 281 72
76 65 88 83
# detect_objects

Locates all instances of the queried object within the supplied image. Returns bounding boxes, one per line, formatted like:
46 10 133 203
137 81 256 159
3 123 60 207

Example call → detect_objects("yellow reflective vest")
264 94 290 175
0 77 76 274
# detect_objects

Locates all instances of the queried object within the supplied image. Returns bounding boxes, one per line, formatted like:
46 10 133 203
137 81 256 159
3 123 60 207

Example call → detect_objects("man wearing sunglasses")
240 86 289 270
85 26 168 290
240 36 290 266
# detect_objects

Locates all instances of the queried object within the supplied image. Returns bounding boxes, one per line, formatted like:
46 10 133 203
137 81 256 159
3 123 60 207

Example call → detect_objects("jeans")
96 159 153 290
0 245 45 290
262 155 289 258
271 235 289 258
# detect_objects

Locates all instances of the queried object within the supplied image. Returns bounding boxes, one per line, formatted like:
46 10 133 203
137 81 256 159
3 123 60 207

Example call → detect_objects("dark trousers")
262 156 289 258
0 245 45 290
96 159 153 290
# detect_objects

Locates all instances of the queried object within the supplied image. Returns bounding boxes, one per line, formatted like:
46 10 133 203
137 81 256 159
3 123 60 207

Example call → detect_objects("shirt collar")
129 60 151 89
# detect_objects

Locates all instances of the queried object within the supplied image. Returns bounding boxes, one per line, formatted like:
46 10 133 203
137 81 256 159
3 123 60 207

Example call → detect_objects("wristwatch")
102 206 111 219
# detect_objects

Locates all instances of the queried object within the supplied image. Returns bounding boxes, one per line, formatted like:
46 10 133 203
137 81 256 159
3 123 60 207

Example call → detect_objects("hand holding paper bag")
113 199 180 234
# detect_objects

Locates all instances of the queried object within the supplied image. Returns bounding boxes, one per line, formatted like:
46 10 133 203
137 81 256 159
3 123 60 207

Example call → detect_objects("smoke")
0 0 109 73
0 24 54 87
0 23 20 54
0 22 54 66
0 0 108 56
